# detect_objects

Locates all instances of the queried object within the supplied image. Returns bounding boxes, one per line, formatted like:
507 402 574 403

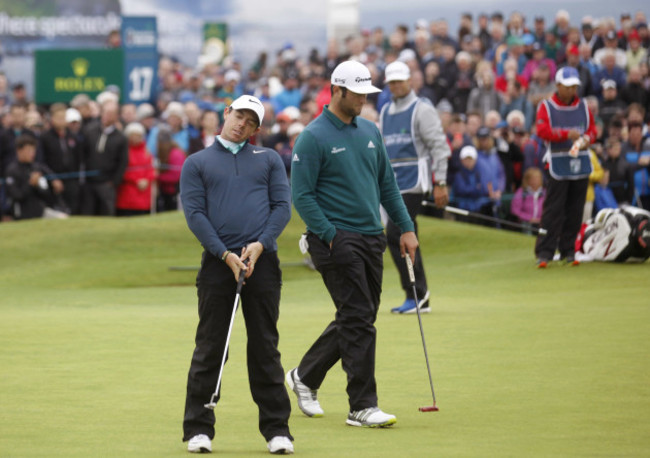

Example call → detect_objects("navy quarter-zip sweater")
180 140 291 258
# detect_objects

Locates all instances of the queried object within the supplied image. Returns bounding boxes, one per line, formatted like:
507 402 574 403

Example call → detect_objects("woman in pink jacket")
156 129 186 212
510 167 545 230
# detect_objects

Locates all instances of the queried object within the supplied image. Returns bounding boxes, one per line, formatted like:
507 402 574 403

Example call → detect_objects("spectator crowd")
1 8 650 226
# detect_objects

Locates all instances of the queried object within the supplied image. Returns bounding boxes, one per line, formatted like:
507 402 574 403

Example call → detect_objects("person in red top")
116 122 155 216
534 67 598 267
494 57 529 95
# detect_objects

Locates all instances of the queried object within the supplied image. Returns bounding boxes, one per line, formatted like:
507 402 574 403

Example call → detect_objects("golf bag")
576 206 650 262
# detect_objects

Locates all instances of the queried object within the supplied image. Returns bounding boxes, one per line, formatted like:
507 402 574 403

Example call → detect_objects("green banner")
202 22 227 63
34 49 124 104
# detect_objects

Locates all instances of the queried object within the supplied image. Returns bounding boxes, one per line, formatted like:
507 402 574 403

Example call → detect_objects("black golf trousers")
535 175 588 260
183 250 292 442
386 192 428 300
298 229 386 412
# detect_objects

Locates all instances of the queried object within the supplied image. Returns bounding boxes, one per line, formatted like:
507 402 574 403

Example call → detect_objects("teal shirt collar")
217 135 246 154
323 104 358 129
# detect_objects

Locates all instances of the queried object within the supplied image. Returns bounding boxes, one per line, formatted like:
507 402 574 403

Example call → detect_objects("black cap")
477 126 491 137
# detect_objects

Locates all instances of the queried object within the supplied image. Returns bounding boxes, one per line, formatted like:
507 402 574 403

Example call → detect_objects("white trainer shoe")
187 434 212 453
286 368 324 417
346 407 397 428
267 436 294 454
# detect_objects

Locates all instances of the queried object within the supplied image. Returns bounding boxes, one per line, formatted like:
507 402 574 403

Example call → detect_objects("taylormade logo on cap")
331 60 381 95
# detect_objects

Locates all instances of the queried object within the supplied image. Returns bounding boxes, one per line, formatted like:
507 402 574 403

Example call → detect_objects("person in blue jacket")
452 145 492 214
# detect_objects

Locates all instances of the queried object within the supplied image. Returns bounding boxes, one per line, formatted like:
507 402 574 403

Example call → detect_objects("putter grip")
405 255 416 283
236 261 247 294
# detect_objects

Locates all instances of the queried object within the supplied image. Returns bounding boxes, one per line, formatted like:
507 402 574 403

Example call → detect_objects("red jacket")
495 74 529 94
535 93 598 144
116 142 155 211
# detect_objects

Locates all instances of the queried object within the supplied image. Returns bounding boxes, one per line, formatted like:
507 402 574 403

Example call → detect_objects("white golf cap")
331 60 381 94
555 67 581 87
65 108 81 123
459 145 478 160
230 95 265 126
385 61 411 82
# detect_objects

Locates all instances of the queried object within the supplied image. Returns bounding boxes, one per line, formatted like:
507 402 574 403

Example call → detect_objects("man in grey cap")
379 60 451 314
287 60 418 428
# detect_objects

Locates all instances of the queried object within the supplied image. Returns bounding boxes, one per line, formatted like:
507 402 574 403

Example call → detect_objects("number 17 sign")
121 16 158 105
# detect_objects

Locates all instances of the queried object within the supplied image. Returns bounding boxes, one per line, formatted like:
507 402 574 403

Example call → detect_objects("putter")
405 255 439 412
204 261 247 410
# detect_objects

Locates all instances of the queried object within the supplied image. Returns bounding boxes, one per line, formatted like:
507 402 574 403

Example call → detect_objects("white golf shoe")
187 434 212 453
267 436 294 454
346 407 397 428
286 368 324 417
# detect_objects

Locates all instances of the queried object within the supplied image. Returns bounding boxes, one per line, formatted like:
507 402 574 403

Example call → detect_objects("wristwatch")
434 180 447 187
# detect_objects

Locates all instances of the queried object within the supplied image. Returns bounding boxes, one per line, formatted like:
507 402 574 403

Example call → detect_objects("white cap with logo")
331 60 381 94
230 95 265 126
384 61 411 83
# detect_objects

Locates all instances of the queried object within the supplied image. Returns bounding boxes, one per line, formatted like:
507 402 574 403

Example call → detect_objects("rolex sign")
35 49 124 104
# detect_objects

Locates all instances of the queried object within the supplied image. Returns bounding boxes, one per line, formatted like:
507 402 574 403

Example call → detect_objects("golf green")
1 212 648 456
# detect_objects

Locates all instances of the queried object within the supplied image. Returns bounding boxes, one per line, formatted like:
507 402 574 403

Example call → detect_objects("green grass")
1 212 649 456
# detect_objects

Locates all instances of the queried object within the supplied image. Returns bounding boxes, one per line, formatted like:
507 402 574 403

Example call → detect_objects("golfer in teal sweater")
287 60 418 428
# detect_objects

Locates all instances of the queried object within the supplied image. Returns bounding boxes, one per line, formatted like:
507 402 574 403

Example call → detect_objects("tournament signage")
121 16 158 105
202 22 228 64
34 49 124 104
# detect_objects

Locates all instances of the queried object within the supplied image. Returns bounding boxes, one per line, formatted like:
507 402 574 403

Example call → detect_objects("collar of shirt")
323 104 358 129
217 135 246 154
391 90 418 112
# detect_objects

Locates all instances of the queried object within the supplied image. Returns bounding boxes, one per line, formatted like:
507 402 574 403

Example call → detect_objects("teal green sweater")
291 105 414 243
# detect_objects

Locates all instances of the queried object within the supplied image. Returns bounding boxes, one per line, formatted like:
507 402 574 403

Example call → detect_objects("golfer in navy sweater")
180 95 294 454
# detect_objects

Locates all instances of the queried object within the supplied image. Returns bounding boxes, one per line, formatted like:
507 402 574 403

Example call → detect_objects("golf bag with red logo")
575 206 650 262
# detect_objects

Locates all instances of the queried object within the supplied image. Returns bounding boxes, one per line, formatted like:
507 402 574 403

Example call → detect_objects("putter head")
204 393 218 410
419 405 439 412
